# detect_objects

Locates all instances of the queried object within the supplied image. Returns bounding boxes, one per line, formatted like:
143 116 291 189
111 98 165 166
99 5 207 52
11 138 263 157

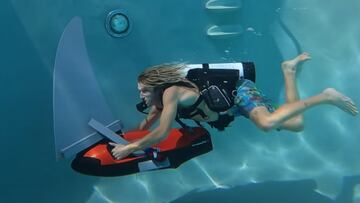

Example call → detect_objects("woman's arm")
129 87 178 150
111 87 179 159
138 105 161 130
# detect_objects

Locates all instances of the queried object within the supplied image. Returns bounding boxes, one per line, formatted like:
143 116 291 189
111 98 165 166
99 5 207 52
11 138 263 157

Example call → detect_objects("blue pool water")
1 0 360 202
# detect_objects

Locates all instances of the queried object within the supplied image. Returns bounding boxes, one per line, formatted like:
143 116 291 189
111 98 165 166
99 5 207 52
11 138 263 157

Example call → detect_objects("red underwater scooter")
71 127 212 177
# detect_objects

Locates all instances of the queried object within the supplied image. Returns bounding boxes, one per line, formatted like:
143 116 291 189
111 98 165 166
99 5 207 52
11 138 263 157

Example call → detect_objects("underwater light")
105 10 131 37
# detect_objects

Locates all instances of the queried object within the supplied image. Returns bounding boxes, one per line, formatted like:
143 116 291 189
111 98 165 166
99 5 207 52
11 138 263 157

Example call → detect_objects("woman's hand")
109 142 133 160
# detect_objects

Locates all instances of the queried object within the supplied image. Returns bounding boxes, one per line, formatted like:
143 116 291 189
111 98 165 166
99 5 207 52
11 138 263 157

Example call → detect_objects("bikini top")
155 81 235 131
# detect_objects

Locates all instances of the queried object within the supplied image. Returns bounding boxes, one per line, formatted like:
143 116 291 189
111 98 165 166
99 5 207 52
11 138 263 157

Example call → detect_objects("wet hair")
137 63 195 89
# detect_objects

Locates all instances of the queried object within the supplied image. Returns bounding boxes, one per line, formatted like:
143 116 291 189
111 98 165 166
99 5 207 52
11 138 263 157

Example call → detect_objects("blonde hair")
138 63 194 88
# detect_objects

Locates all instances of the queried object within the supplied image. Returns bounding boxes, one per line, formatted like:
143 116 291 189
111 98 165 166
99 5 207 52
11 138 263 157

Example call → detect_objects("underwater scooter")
71 119 212 176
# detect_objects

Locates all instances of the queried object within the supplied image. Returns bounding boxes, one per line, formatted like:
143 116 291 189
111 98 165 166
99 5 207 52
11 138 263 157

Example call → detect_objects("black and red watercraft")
71 127 212 176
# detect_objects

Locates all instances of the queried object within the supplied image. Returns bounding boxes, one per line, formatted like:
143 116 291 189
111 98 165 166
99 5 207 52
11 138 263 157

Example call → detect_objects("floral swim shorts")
230 79 276 118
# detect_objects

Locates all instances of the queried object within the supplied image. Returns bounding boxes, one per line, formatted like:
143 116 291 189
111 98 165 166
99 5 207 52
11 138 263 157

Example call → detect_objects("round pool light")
106 10 131 37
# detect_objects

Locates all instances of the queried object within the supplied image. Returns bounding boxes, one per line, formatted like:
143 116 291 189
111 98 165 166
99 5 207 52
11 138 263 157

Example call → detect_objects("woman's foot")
323 88 359 116
282 52 311 74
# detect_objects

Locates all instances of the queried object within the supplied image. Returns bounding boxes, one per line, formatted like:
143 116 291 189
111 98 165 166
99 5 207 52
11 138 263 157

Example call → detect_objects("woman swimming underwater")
110 53 358 160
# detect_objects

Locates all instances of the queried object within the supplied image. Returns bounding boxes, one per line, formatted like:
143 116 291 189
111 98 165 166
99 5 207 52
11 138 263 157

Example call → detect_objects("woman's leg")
278 52 311 131
250 88 358 132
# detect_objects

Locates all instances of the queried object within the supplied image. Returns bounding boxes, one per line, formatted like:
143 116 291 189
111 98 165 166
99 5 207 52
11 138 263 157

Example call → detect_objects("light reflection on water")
10 0 360 202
